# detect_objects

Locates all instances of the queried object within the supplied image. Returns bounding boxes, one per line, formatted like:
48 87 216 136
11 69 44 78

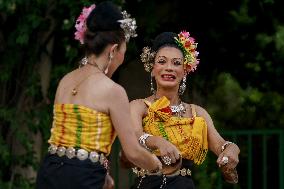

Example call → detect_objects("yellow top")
48 104 116 156
143 96 208 165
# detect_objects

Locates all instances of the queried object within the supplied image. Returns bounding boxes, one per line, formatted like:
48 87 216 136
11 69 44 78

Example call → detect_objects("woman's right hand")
147 136 181 164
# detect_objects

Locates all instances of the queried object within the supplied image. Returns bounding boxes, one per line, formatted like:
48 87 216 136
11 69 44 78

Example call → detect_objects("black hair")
84 1 125 55
152 32 182 54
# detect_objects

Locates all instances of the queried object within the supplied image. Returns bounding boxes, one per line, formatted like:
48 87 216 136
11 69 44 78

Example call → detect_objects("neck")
155 87 180 106
88 54 109 72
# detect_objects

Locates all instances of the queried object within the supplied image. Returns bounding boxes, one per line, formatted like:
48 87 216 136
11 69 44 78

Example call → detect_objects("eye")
173 60 182 66
157 59 166 64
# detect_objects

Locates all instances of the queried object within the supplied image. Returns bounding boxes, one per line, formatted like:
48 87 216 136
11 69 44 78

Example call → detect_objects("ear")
110 44 118 55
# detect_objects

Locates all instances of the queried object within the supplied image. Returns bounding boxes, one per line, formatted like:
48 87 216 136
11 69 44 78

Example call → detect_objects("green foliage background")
0 0 283 188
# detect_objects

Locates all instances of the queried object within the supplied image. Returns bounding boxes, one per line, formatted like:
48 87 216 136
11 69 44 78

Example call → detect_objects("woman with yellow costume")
127 31 240 188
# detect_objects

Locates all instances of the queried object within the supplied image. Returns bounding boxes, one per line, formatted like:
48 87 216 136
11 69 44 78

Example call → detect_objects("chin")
157 82 179 89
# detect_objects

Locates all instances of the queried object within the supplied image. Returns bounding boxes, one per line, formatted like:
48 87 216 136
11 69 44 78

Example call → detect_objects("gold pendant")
72 88 77 96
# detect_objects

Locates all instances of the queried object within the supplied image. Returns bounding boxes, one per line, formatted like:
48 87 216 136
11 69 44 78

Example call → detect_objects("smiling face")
152 46 185 91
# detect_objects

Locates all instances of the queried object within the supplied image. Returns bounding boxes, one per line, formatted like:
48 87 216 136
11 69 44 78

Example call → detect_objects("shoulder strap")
191 104 197 118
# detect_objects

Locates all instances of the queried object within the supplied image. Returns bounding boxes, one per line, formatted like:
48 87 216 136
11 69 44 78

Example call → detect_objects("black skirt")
131 159 195 189
36 154 107 189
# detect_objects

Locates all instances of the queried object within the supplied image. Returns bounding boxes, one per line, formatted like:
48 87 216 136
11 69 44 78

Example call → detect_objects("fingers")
169 151 178 164
217 153 239 169
156 138 181 165
173 149 181 160
160 146 180 165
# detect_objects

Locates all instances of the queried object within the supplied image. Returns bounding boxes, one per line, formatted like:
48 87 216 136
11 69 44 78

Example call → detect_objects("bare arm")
108 85 161 171
129 99 145 137
195 105 240 169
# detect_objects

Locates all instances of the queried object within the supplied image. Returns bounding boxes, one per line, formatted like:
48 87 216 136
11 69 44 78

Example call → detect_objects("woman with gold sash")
35 2 162 189
126 31 240 188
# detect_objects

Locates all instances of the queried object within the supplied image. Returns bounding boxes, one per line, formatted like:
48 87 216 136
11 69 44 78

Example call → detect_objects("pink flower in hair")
180 31 190 38
74 4 96 44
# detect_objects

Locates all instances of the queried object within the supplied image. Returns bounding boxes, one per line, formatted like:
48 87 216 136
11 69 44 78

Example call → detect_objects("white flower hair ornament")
118 10 138 42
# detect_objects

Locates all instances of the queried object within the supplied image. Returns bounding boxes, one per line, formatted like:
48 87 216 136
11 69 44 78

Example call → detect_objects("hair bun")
86 1 123 32
152 32 178 51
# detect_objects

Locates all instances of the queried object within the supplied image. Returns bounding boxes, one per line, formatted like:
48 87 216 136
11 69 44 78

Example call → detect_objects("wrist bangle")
221 141 234 152
138 133 153 151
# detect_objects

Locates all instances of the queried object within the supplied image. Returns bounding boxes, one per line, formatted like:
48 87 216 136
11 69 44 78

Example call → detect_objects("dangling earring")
104 53 113 74
150 72 156 94
109 53 113 61
178 76 187 95
79 56 88 68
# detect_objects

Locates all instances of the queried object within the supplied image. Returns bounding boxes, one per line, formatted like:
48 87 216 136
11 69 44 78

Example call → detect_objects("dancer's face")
152 46 185 90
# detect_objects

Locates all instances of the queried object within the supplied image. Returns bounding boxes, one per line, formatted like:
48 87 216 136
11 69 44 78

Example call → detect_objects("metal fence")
110 129 284 189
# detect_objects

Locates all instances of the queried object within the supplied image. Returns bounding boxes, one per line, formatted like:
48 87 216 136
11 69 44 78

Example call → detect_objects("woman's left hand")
216 143 240 170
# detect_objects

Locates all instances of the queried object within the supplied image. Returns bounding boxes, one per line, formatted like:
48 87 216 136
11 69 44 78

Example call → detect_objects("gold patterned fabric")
143 96 208 165
48 104 116 155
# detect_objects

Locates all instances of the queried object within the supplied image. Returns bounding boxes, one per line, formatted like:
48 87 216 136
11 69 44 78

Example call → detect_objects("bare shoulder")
101 82 130 114
130 98 146 107
130 98 150 117
130 98 147 110
108 82 128 100
190 103 210 118
54 70 77 100
57 69 78 88
190 104 214 126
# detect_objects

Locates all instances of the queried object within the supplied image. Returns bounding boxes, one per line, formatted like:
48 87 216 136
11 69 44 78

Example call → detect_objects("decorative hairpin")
140 47 156 72
118 10 137 42
174 31 200 73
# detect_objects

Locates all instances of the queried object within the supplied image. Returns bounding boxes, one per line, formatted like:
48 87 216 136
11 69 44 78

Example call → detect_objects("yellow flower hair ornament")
174 31 200 73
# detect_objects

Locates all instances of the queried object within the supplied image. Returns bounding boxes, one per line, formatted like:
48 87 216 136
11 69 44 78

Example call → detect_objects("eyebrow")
157 56 183 60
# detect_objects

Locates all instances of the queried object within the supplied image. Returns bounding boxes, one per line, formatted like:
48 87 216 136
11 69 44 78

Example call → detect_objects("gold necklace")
71 63 102 96
87 61 104 72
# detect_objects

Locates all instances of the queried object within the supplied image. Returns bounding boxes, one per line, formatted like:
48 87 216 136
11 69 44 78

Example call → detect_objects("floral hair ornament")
174 31 200 73
74 4 96 44
118 10 137 42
